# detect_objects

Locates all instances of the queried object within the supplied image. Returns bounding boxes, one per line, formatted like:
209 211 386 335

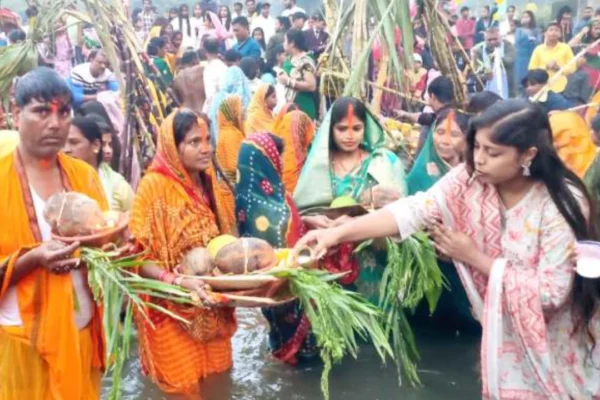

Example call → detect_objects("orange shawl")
129 111 236 394
549 111 597 178
0 151 107 400
274 110 315 193
244 84 274 134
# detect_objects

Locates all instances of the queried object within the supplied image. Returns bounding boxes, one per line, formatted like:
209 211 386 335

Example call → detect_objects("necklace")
332 151 364 177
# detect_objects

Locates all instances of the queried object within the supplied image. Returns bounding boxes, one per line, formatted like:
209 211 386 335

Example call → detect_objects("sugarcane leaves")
266 267 393 400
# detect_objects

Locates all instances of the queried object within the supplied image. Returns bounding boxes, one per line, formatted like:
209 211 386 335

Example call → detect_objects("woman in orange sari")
244 83 277 134
273 110 315 193
129 109 237 394
272 102 300 134
215 95 245 230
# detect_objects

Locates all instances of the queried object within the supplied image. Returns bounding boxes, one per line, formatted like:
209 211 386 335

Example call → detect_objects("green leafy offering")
266 267 393 400
82 247 197 400
355 234 446 387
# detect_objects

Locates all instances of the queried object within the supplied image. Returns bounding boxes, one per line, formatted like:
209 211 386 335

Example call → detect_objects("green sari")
404 126 479 332
283 56 318 120
406 125 449 195
584 152 600 234
294 101 407 302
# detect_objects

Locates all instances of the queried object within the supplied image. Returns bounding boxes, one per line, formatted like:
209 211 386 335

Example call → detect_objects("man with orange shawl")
0 67 107 399
245 83 277 134
129 109 237 394
216 95 245 231
273 110 315 193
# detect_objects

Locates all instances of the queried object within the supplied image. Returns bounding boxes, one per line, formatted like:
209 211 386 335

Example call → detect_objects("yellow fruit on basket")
207 234 237 260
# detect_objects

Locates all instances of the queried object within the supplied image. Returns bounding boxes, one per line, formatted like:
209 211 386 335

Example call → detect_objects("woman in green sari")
294 97 407 302
405 111 479 332
277 29 318 120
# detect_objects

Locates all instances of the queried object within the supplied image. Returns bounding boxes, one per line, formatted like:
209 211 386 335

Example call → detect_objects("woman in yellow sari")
244 83 277 134
215 95 245 232
129 109 237 394
274 110 315 193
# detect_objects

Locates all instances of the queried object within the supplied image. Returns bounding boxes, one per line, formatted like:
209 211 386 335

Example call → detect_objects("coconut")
213 238 276 274
207 234 238 260
43 192 106 237
180 247 213 276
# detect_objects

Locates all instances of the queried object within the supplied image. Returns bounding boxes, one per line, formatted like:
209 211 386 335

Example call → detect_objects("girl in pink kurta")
296 99 600 399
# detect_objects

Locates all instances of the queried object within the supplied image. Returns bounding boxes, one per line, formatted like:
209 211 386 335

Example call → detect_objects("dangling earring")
522 161 531 177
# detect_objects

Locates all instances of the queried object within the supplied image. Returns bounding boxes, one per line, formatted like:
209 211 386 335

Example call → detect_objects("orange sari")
0 151 107 400
129 112 237 394
549 111 597 178
216 95 245 228
274 110 315 193
244 84 274 134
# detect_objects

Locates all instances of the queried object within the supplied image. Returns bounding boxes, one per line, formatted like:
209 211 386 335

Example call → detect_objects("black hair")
25 6 39 18
76 101 115 131
8 29 26 44
234 2 243 8
557 5 573 22
467 100 598 348
181 50 199 66
522 10 537 28
427 76 454 105
252 27 267 50
265 84 275 98
437 110 470 134
524 69 549 86
219 5 232 30
546 21 561 31
467 91 503 114
154 16 169 27
240 56 259 79
169 7 178 15
147 37 166 56
266 44 285 75
71 116 104 166
592 114 600 133
460 6 470 13
87 49 107 62
232 16 250 29
15 67 72 108
203 36 220 54
507 5 516 12
178 4 192 37
292 12 307 21
311 12 325 22
483 5 490 12
174 109 200 147
225 49 242 63
277 16 291 31
132 7 142 20
285 29 308 52
329 97 368 151
268 133 284 155
246 0 256 4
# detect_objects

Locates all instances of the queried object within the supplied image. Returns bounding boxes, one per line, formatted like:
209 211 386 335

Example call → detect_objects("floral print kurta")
386 164 600 399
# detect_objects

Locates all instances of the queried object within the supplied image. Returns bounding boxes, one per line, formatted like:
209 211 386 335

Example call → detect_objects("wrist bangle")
158 270 168 282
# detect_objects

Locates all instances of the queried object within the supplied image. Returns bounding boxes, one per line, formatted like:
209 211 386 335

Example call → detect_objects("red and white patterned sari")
387 164 600 399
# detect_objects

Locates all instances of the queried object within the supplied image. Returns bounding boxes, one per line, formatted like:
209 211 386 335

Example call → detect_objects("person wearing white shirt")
252 2 277 43
281 0 305 18
202 37 228 114
499 5 516 38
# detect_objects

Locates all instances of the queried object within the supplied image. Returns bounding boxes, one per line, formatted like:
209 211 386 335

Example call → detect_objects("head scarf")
549 111 597 178
274 110 315 193
293 98 407 210
244 83 275 134
272 102 300 134
235 132 304 248
209 66 251 143
148 109 215 207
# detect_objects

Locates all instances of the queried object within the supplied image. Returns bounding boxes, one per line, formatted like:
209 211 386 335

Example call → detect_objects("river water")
102 309 480 400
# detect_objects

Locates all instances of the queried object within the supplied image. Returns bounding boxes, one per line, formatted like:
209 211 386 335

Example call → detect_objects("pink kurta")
386 164 600 399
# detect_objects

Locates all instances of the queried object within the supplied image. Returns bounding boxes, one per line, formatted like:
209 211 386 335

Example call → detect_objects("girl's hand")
30 240 81 274
294 228 343 260
429 223 477 264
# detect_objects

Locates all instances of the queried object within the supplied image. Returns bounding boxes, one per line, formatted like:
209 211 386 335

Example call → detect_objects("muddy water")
102 309 480 400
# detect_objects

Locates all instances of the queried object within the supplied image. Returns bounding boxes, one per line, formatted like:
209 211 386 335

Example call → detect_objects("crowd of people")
1 1 600 400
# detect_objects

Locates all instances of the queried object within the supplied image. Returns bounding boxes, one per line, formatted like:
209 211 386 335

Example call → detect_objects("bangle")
158 270 168 282
158 270 176 284
174 276 184 287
